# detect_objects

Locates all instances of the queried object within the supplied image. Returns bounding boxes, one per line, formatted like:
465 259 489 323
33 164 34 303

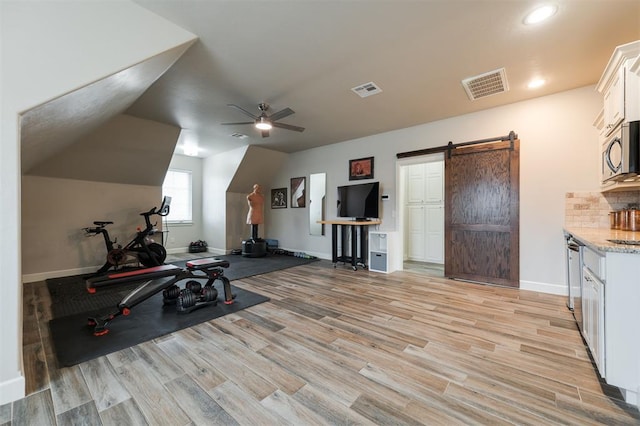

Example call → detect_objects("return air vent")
230 133 248 139
351 81 383 98
462 68 509 100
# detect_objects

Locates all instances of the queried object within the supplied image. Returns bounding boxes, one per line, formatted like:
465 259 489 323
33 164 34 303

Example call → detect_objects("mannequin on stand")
242 184 267 257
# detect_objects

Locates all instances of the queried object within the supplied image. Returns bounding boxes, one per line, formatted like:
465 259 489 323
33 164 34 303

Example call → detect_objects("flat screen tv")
337 181 380 220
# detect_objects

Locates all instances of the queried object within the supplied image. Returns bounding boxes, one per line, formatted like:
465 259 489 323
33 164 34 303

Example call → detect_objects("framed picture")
271 188 287 209
290 177 306 208
349 156 374 180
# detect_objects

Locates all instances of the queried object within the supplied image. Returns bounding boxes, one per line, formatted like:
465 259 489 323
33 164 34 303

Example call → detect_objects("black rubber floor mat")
49 282 269 367
46 254 316 318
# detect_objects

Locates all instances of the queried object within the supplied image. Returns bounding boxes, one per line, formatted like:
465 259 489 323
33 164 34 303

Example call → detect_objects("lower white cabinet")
579 243 640 406
582 265 605 377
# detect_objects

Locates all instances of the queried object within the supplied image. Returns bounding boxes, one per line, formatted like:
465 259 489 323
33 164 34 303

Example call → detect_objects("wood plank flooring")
5 260 640 425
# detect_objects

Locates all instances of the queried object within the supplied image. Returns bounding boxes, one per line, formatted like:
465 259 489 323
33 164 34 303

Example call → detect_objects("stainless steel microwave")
602 120 640 183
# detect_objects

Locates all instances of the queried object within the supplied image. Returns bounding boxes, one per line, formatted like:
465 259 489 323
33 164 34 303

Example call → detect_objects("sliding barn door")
444 139 519 287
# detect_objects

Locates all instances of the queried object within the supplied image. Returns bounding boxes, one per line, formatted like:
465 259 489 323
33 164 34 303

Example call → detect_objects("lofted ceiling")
126 0 640 158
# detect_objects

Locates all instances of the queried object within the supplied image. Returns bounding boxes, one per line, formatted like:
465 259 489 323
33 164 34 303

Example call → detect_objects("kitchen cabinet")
596 40 640 192
581 246 605 377
596 40 640 125
602 67 625 135
603 251 640 406
565 228 640 407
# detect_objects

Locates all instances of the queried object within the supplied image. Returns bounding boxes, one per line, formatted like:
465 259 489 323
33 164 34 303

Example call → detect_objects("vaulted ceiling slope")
27 114 181 186
127 0 640 158
19 1 197 185
21 45 193 184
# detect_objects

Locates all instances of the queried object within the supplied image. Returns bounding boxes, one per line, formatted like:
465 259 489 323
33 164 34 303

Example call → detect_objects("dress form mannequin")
246 184 264 240
242 184 267 257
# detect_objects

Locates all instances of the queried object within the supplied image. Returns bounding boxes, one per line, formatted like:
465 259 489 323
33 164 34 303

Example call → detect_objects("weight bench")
87 258 234 336
86 264 183 293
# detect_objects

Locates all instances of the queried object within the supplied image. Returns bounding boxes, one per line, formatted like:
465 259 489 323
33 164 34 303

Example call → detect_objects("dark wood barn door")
444 139 520 287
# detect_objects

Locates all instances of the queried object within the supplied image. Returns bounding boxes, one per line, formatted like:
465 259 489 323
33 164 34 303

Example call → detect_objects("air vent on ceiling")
230 133 248 139
351 81 383 98
461 68 509 100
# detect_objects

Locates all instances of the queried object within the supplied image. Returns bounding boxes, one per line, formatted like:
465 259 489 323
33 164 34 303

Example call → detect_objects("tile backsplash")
565 191 640 228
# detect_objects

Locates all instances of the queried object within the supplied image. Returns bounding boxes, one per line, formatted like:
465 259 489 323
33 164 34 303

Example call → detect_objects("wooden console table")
319 220 381 270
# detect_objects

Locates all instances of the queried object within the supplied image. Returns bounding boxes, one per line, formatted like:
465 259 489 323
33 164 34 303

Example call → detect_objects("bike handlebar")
140 204 170 218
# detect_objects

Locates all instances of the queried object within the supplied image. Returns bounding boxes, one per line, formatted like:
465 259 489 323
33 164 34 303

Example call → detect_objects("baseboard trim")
520 280 566 296
165 246 189 254
22 266 98 283
22 249 230 283
0 375 25 405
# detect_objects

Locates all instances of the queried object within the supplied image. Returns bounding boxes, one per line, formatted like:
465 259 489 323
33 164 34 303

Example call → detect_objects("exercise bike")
83 197 171 275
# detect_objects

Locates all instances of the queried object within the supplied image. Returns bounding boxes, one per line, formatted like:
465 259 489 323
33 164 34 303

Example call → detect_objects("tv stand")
319 219 381 270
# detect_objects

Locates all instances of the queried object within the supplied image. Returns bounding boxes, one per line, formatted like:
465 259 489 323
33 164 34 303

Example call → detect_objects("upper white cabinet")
596 40 640 134
406 162 444 204
596 40 640 192
602 66 625 135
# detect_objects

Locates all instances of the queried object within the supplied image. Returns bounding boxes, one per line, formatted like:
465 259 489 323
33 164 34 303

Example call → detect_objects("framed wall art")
271 188 287 209
290 177 306 208
349 156 374 180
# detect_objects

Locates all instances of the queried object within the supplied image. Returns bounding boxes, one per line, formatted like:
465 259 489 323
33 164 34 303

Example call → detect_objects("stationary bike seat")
93 221 113 226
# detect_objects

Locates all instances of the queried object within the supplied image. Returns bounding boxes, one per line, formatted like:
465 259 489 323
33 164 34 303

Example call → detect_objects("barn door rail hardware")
396 131 518 159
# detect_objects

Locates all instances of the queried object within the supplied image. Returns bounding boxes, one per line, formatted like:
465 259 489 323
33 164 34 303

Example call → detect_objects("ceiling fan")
221 102 305 138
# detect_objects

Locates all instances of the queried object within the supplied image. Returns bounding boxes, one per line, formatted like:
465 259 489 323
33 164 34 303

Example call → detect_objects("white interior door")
403 159 444 264
425 204 444 263
407 205 426 260
425 161 444 203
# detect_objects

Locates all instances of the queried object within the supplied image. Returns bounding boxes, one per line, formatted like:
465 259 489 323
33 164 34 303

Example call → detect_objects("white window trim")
163 169 193 224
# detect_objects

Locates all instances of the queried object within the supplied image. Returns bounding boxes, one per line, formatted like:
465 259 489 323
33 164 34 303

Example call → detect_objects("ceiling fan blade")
261 129 270 138
220 121 254 126
227 104 258 119
268 107 295 122
272 122 305 132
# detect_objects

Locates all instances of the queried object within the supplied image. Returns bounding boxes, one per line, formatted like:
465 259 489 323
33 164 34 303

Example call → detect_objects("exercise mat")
49 283 269 367
47 253 317 318
47 253 317 366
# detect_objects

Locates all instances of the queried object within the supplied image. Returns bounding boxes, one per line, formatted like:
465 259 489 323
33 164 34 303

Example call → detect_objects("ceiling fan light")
255 117 272 130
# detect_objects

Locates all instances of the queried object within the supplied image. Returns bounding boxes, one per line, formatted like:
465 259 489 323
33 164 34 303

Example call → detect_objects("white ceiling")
126 1 640 158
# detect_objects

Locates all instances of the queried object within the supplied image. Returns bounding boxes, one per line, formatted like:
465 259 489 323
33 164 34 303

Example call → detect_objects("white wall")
21 176 162 281
203 146 249 253
268 85 602 293
0 0 196 405
164 154 204 252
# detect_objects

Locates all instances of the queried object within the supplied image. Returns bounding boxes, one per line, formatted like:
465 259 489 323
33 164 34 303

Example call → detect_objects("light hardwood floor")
6 260 640 425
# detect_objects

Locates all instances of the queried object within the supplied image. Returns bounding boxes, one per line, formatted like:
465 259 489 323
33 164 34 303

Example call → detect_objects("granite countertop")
564 227 640 254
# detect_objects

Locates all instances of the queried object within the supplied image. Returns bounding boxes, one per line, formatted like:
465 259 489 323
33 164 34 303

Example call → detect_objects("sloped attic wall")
21 44 193 179
227 146 289 250
202 145 288 253
2 0 197 405
27 114 180 185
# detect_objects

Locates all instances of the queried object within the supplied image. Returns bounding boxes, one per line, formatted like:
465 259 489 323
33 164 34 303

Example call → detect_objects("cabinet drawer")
583 246 605 281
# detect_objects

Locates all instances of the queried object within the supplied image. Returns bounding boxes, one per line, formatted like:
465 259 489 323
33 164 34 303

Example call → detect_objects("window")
162 169 192 223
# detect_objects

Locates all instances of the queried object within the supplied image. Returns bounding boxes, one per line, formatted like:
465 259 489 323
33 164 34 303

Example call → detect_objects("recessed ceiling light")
528 78 546 89
523 5 557 25
183 144 199 156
